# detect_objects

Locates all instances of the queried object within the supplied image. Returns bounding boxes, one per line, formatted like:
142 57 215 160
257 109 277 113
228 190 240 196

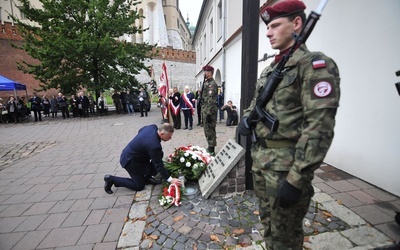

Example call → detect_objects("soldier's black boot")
207 147 215 154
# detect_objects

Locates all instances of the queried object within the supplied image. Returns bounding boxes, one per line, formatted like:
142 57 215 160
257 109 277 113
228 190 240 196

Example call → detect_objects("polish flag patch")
313 81 332 97
312 60 326 69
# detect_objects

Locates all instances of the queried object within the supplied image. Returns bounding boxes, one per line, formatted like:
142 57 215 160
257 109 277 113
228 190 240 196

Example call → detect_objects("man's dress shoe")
104 175 114 194
146 177 162 185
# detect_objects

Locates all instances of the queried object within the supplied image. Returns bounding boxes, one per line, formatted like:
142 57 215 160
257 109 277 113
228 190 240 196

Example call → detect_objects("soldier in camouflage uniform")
201 65 218 154
238 1 340 249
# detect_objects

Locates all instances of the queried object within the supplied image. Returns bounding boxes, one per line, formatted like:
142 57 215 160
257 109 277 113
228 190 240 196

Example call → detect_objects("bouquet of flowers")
164 145 213 181
159 183 181 207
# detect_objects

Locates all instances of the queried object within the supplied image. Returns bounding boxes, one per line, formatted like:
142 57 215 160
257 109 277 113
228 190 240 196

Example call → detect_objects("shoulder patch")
313 81 332 97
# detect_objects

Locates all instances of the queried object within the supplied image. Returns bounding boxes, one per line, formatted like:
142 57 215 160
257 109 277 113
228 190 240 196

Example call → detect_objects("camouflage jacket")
201 77 218 114
244 44 341 189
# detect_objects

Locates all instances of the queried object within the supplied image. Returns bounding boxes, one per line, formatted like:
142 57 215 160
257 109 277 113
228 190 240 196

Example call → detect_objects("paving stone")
84 209 107 225
363 188 399 202
117 220 146 248
304 231 354 250
347 190 379 204
325 180 360 192
320 201 366 226
14 214 48 232
0 216 26 233
351 205 394 225
48 200 76 213
38 212 69 229
12 229 51 250
77 223 109 245
22 201 57 216
128 201 148 219
0 232 26 250
341 225 392 246
330 192 364 207
70 199 95 212
61 210 90 227
38 226 86 248
0 203 32 217
103 222 124 242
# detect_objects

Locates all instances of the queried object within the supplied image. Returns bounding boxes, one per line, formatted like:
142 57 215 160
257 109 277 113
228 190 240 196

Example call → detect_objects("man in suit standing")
104 123 181 193
29 92 42 122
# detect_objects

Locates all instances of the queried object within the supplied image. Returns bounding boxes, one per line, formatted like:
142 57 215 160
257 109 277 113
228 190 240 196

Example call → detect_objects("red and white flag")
159 62 169 99
159 62 170 120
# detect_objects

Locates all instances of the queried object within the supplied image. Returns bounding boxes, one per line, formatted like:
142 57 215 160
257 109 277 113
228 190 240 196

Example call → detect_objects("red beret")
202 65 214 72
260 0 306 25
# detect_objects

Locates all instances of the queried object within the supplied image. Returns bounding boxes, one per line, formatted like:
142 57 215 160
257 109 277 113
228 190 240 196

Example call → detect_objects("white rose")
192 155 197 160
180 157 185 163
184 152 189 157
186 162 191 167
193 164 199 169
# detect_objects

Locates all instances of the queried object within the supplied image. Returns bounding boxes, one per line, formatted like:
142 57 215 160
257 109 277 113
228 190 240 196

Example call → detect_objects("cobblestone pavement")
0 107 399 249
0 141 58 171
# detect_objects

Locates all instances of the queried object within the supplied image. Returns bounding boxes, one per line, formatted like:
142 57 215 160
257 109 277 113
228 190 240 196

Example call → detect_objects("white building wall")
301 0 400 196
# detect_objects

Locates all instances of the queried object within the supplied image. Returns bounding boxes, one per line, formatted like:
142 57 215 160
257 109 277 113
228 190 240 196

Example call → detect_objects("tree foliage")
12 0 156 95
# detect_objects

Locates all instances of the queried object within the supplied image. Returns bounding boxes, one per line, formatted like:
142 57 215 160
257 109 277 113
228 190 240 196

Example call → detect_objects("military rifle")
198 76 206 106
245 0 329 142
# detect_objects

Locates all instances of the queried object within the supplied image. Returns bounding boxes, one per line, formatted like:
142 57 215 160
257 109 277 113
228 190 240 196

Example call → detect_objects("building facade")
193 0 400 197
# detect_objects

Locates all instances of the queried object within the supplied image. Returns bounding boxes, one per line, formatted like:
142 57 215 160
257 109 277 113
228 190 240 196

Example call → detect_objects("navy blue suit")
113 124 170 191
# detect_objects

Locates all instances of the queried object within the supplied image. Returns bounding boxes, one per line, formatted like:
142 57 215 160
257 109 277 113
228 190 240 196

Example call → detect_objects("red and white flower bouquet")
159 183 181 207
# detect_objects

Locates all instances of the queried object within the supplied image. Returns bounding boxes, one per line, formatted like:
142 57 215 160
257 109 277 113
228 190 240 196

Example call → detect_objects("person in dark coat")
103 123 181 193
195 89 202 126
57 93 69 119
42 95 50 117
6 95 18 123
50 95 59 118
221 100 238 126
69 94 79 117
29 92 42 122
78 91 90 117
169 87 181 129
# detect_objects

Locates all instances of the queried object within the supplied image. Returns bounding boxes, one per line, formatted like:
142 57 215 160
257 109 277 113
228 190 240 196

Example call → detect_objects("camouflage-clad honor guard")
239 1 340 249
201 65 218 154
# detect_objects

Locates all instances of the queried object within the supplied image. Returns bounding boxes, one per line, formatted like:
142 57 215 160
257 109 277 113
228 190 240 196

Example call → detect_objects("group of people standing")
111 88 150 117
0 91 98 123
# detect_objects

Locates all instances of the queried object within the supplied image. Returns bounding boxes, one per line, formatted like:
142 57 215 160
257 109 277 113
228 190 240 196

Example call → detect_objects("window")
18 7 26 20
162 0 166 6
217 0 222 39
203 34 206 60
210 19 213 51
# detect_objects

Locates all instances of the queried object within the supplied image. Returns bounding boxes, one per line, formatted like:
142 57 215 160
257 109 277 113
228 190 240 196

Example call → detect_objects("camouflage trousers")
251 144 314 250
202 110 217 147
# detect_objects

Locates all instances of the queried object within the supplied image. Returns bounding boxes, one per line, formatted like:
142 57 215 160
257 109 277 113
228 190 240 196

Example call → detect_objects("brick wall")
0 21 23 41
152 47 196 64
210 157 247 198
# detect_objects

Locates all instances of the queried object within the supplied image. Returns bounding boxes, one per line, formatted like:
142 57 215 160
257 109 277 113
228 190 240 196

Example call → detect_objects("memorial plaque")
198 139 245 199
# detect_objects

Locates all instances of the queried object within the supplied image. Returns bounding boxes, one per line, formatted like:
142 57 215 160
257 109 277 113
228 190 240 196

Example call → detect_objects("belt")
258 139 296 148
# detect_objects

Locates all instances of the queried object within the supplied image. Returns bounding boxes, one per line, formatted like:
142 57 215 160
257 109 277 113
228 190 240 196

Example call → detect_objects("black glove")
277 180 302 208
238 116 251 136
206 114 212 123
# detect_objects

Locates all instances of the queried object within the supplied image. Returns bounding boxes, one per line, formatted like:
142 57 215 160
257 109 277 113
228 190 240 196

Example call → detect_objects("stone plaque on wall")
198 139 245 199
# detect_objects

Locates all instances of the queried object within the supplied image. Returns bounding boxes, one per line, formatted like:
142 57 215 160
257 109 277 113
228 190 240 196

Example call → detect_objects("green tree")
12 0 155 97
